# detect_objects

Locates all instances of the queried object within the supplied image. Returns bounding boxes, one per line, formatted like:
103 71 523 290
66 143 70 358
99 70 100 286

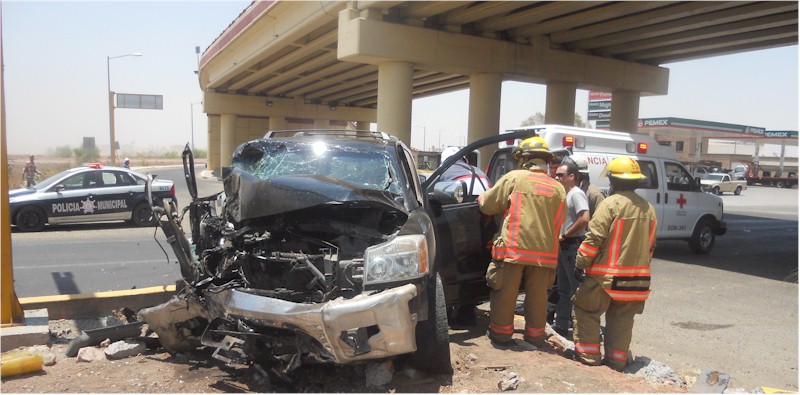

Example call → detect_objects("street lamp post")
107 52 142 165
190 102 202 151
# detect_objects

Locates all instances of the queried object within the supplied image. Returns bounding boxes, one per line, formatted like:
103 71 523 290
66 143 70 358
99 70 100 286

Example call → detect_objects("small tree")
520 112 586 127
73 146 100 163
49 145 73 158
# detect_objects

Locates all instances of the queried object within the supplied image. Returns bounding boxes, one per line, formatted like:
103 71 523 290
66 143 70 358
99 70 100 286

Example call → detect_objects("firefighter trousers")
486 261 556 346
572 276 645 371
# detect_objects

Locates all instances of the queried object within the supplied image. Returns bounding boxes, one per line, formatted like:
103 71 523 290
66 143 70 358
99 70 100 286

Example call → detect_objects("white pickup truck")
701 173 747 195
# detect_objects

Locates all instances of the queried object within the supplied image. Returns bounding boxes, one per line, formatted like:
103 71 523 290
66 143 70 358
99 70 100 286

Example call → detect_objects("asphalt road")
633 185 798 391
10 165 222 297
9 168 798 390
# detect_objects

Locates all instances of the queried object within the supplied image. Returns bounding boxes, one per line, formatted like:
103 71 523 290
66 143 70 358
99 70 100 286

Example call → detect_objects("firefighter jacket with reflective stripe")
576 190 657 301
478 169 566 268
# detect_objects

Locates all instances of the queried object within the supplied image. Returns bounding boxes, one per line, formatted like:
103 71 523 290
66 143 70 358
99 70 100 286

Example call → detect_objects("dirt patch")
1 311 686 393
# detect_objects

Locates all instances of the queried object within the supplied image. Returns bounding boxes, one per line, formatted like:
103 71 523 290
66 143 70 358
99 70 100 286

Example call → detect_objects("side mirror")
53 185 65 192
694 177 703 192
222 166 233 179
427 180 465 205
418 174 428 184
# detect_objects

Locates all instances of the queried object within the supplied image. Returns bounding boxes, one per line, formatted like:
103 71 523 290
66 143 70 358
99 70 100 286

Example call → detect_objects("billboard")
117 94 163 110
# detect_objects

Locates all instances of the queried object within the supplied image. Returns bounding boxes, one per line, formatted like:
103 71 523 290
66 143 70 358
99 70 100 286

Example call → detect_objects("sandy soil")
1 310 686 393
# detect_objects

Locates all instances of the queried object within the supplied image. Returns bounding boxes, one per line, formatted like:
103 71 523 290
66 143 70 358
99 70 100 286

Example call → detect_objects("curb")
18 285 178 320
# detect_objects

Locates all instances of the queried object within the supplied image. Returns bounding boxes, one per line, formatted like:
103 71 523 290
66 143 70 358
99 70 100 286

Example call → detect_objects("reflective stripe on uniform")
524 326 545 338
492 248 558 266
575 342 601 354
604 289 651 301
585 264 651 277
607 219 625 266
489 323 514 335
606 348 628 361
578 242 599 257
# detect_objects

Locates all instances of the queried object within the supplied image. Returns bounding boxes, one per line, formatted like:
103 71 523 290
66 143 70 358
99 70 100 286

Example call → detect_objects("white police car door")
94 170 139 219
45 170 106 223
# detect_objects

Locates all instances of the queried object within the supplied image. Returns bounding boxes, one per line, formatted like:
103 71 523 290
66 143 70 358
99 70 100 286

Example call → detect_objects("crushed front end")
142 138 437 374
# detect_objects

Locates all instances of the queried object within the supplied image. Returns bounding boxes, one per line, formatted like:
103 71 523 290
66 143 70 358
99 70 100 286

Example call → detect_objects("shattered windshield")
232 139 402 194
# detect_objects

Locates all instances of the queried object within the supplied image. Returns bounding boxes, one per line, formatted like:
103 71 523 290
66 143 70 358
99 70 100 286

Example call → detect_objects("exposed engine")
191 202 406 303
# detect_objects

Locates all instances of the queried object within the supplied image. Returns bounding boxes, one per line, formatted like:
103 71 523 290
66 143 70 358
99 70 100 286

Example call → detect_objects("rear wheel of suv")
410 273 452 373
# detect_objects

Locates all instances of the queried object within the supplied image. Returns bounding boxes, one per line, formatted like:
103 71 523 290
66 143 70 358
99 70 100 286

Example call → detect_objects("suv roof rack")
265 129 391 141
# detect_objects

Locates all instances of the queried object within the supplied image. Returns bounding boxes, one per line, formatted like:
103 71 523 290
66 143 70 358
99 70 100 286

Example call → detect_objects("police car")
9 163 176 232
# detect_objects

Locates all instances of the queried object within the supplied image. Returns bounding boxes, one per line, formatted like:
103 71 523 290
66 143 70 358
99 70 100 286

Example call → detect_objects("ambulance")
486 125 727 254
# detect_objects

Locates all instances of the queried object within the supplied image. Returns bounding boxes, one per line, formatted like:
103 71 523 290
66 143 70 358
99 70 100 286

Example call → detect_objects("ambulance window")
636 160 658 189
665 162 692 191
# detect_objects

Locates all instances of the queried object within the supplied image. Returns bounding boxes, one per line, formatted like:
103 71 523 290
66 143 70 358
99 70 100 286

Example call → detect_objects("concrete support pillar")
269 116 287 132
468 72 503 169
377 61 413 145
356 121 370 130
545 81 577 126
220 114 237 168
207 119 220 174
609 90 640 133
779 142 786 175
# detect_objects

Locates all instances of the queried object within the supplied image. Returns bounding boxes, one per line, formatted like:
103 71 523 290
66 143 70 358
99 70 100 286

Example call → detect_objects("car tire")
689 219 715 254
410 273 452 374
132 202 157 226
776 181 786 188
15 206 46 232
734 186 742 195
712 186 721 195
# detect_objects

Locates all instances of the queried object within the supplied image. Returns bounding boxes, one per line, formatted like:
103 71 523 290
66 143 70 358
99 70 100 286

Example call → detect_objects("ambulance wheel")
734 186 742 195
410 273 452 373
689 219 715 254
132 202 157 226
15 206 46 232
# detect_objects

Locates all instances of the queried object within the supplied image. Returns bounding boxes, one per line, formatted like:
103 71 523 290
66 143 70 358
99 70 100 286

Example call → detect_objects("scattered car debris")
498 371 522 391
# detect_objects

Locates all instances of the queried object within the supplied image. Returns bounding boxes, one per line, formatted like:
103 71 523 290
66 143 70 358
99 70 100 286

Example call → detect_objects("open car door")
422 130 537 310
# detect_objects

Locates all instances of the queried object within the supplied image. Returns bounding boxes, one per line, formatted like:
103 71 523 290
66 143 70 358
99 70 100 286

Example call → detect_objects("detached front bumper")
204 283 419 364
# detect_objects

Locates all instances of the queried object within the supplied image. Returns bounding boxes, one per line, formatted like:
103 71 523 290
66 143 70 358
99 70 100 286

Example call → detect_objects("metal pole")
190 102 194 151
107 56 115 165
107 53 141 166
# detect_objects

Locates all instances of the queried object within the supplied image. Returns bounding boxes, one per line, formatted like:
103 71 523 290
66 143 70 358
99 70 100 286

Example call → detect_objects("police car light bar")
86 163 104 169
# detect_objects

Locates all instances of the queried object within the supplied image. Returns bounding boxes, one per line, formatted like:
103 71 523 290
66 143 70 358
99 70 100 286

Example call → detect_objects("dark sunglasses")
555 172 567 178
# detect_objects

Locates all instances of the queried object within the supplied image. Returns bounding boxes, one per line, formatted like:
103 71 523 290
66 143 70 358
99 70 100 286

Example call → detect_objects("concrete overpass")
197 1 798 170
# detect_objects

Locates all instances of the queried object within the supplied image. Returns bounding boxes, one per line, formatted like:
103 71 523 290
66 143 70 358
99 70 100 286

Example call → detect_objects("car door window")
636 160 659 189
665 162 692 191
61 173 88 190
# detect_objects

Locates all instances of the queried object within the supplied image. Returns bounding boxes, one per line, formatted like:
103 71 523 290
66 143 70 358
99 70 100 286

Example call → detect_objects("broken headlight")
363 235 428 286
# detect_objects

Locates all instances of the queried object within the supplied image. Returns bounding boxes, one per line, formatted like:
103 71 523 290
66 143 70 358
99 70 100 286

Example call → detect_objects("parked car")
700 173 747 195
9 163 175 232
141 130 537 379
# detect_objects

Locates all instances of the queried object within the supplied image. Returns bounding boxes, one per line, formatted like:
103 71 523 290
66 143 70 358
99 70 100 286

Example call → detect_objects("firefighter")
571 156 657 371
478 136 566 347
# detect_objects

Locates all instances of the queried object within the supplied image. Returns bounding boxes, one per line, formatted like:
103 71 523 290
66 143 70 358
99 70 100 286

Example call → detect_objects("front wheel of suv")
410 273 452 374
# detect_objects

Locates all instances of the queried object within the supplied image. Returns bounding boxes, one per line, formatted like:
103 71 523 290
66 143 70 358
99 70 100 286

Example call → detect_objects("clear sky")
3 1 798 156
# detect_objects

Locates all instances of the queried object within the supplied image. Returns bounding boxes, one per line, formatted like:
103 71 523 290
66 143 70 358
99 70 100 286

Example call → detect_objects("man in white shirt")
553 162 590 339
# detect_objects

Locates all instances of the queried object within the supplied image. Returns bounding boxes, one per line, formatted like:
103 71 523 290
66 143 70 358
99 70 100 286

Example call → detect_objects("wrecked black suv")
141 129 536 377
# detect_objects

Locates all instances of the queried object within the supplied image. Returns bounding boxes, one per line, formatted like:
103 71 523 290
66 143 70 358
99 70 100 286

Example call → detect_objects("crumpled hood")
224 168 406 222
